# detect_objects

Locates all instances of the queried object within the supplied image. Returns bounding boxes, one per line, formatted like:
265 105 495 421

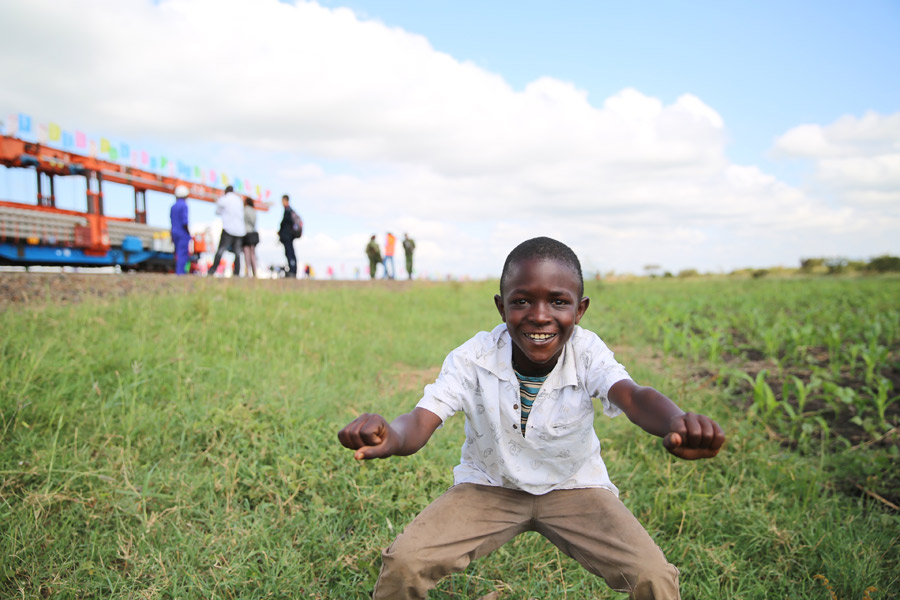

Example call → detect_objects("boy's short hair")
500 237 584 297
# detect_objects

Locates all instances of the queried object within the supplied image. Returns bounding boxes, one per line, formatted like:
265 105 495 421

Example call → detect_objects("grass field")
1 276 898 599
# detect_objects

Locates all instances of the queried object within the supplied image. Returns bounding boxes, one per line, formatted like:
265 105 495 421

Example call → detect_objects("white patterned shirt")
417 323 631 496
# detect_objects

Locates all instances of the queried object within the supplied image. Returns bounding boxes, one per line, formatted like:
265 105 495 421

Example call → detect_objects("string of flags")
2 112 272 200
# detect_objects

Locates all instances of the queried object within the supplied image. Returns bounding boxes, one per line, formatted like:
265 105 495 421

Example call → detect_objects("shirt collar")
475 323 580 389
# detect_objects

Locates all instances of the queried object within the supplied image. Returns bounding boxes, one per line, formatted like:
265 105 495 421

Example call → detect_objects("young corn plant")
869 376 898 430
738 369 778 419
780 375 823 442
860 344 890 387
824 323 844 378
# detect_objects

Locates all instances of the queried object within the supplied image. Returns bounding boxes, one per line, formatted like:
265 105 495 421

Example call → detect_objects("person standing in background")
279 194 301 278
402 233 416 280
169 185 190 276
208 185 245 277
383 232 396 280
242 196 259 278
366 235 382 280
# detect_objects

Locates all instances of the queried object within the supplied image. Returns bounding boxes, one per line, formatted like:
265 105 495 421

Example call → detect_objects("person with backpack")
279 194 302 278
366 235 382 280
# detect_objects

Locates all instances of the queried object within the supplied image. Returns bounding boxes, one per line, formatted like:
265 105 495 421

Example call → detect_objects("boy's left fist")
662 412 725 460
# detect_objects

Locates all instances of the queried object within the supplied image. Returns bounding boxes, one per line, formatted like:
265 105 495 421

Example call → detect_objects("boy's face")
494 257 589 376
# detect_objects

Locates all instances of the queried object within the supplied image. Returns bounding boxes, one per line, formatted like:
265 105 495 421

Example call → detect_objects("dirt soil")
0 271 417 311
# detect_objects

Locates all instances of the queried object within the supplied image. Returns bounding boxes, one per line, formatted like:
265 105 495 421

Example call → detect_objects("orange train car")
0 134 266 270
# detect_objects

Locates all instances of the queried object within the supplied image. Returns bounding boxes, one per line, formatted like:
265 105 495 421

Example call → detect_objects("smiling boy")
338 237 725 599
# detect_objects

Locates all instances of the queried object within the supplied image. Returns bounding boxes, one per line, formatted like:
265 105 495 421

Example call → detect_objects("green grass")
1 277 898 599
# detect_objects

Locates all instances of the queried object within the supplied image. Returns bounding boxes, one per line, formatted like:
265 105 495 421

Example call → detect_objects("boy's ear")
494 294 507 322
575 296 590 324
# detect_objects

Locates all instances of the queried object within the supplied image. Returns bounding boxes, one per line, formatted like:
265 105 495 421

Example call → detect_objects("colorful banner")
4 111 271 197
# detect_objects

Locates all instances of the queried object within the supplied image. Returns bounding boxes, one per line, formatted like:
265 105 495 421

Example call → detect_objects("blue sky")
336 1 899 164
1 0 898 278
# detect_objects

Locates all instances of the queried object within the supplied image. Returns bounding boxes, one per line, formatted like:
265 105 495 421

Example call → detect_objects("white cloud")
1 0 896 276
773 111 900 218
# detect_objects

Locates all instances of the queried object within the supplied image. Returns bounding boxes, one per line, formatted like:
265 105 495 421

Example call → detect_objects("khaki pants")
373 483 680 600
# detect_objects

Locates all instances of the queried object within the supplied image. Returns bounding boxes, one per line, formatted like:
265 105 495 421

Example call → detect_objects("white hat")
174 185 189 198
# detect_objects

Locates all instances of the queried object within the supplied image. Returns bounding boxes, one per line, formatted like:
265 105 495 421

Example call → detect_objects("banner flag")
3 114 15 135
0 110 271 193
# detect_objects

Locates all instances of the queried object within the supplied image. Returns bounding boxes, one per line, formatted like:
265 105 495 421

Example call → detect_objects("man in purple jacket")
170 185 191 275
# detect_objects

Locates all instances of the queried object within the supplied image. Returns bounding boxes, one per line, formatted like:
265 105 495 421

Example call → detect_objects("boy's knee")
375 542 457 600
609 562 680 600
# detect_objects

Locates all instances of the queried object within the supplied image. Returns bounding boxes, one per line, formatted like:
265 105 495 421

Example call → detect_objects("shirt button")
512 424 518 429
513 404 519 409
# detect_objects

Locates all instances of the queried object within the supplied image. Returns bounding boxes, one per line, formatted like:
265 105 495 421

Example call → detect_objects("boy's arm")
337 407 442 460
608 379 725 460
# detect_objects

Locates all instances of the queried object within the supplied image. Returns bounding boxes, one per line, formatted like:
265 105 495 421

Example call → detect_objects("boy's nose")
529 301 552 323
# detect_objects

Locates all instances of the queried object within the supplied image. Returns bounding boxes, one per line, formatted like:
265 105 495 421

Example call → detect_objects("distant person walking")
208 185 245 277
383 232 396 280
169 185 190 276
279 194 302 278
402 233 415 280
242 196 259 278
366 235 382 280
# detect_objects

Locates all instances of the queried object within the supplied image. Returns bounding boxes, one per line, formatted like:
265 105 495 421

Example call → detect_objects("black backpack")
290 210 303 239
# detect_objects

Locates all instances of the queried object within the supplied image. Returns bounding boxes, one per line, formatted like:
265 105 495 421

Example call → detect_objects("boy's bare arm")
337 407 442 460
608 379 725 460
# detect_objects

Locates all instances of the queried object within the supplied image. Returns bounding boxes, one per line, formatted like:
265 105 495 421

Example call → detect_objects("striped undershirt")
514 370 548 436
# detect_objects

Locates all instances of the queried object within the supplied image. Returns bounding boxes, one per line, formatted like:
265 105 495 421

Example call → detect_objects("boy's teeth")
528 333 554 340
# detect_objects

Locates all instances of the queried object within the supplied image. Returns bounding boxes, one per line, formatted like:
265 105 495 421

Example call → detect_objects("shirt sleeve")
416 343 477 423
580 330 631 418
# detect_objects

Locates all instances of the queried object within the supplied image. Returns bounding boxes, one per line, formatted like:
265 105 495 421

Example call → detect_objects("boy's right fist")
337 413 396 460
